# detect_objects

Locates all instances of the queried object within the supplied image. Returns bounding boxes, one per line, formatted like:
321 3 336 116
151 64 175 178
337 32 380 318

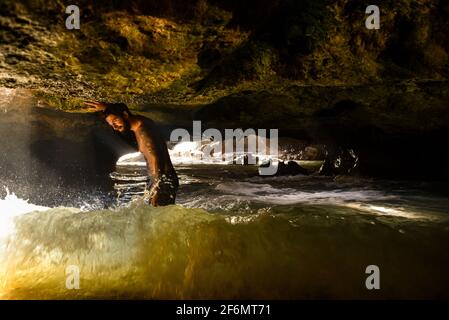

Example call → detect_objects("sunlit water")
1 146 449 299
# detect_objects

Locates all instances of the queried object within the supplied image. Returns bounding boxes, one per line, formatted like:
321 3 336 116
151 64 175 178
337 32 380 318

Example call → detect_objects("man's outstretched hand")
82 100 107 112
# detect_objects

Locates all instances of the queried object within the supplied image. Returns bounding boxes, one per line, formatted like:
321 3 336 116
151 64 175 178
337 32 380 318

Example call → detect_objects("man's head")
103 103 132 133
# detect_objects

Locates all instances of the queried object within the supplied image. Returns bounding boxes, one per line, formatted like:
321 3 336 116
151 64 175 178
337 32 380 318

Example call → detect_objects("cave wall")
195 81 449 180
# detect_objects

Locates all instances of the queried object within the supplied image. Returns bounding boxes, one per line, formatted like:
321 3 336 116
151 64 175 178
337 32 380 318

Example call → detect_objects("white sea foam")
0 189 49 234
214 182 394 204
116 151 146 166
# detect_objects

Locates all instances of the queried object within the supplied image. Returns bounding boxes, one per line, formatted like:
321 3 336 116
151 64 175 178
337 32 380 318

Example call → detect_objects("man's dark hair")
103 103 132 118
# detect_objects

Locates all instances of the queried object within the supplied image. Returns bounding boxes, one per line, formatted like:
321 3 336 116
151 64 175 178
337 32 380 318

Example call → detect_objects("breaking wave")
1 188 449 299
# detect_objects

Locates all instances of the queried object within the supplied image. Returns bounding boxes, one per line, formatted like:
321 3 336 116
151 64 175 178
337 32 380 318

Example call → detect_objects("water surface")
1 158 448 299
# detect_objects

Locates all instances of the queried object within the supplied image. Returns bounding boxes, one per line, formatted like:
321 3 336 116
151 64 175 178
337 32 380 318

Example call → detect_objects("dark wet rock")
319 148 359 176
5 53 30 64
301 145 326 161
277 138 327 161
18 35 33 47
114 36 129 51
272 161 309 176
75 47 115 74
4 78 16 84
198 48 222 69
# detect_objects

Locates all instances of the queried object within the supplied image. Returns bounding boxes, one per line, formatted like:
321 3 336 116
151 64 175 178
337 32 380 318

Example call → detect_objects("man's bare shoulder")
132 115 154 130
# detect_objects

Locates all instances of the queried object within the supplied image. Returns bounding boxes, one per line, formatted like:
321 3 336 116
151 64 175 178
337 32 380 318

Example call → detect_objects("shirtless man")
85 101 179 206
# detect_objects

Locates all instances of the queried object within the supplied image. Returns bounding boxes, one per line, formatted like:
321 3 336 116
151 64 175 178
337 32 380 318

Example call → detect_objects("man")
85 101 179 206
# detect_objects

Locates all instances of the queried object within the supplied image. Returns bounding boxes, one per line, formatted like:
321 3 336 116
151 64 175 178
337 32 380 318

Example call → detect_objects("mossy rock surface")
1 0 448 109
